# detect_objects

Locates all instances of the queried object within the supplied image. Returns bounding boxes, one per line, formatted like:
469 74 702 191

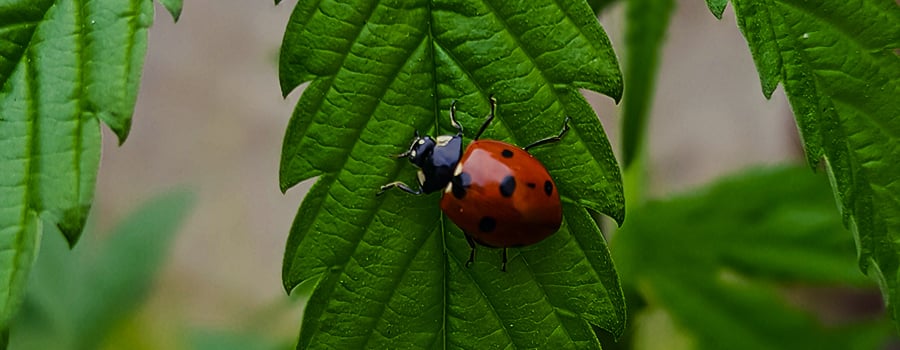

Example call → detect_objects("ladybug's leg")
501 248 508 272
464 234 477 268
523 117 571 151
449 101 463 135
377 181 421 196
473 95 497 140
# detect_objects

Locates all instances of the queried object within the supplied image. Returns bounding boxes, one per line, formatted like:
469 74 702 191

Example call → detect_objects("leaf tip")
279 173 296 194
705 0 728 20
57 204 92 247
158 0 183 22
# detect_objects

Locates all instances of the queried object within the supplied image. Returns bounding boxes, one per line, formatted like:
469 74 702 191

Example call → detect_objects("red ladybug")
379 97 568 271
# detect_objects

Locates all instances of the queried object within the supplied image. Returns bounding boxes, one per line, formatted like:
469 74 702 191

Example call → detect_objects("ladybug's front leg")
377 181 422 196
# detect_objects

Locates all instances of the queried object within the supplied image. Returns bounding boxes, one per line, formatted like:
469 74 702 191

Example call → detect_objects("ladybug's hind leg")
473 95 498 141
464 234 477 268
524 116 571 151
377 181 421 196
501 248 508 272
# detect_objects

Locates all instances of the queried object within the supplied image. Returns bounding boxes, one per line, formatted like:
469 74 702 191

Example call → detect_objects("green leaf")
704 0 728 19
277 0 626 348
587 0 622 14
620 0 674 169
613 167 892 350
715 0 900 326
157 0 183 21
190 329 286 350
7 190 193 350
0 0 170 328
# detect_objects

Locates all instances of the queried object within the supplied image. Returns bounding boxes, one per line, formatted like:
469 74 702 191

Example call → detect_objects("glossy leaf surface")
706 0 900 325
277 0 627 348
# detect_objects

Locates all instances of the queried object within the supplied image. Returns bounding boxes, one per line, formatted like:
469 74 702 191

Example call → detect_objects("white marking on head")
418 139 426 145
435 135 453 147
410 150 417 158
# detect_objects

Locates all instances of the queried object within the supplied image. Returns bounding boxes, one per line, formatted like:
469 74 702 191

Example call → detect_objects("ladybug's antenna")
391 130 420 158
449 100 463 135
474 95 497 140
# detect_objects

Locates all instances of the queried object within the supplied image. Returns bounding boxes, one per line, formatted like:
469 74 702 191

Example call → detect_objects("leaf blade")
278 0 626 348
620 0 674 168
613 167 892 350
724 0 900 325
0 0 166 329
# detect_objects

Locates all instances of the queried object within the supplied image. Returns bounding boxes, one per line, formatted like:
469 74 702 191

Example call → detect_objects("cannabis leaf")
8 190 193 350
614 167 893 350
0 0 181 329
705 0 900 326
620 0 673 169
277 0 626 347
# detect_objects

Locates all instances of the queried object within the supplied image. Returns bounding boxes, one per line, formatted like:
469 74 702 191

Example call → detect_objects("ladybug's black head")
399 132 463 193
405 134 437 169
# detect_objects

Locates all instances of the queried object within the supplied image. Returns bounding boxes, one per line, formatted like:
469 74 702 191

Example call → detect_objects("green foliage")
6 190 193 350
587 0 622 14
189 330 288 350
157 0 183 21
0 0 181 329
277 0 626 347
620 0 674 168
613 167 892 349
705 0 900 326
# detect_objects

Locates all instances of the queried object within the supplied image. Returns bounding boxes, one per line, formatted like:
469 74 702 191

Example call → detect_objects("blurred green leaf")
620 0 674 169
0 0 179 328
704 0 728 19
613 167 892 349
190 330 288 350
711 0 900 326
7 190 194 350
157 0 183 21
588 0 622 14
277 0 626 348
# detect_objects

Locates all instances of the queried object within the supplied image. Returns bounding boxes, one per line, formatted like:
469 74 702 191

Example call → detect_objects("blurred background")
73 0 798 347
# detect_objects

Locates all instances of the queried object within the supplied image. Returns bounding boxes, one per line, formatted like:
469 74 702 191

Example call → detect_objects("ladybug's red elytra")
378 97 568 271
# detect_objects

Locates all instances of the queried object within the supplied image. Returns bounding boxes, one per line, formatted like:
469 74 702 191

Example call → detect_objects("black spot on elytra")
452 172 472 199
501 149 514 158
526 182 536 189
499 175 516 197
479 216 497 233
544 180 554 196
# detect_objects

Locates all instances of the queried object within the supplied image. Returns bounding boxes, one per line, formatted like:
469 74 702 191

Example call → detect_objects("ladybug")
378 97 568 271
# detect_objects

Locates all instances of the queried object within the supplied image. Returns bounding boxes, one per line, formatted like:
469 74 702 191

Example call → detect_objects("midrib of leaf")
0 54 40 327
